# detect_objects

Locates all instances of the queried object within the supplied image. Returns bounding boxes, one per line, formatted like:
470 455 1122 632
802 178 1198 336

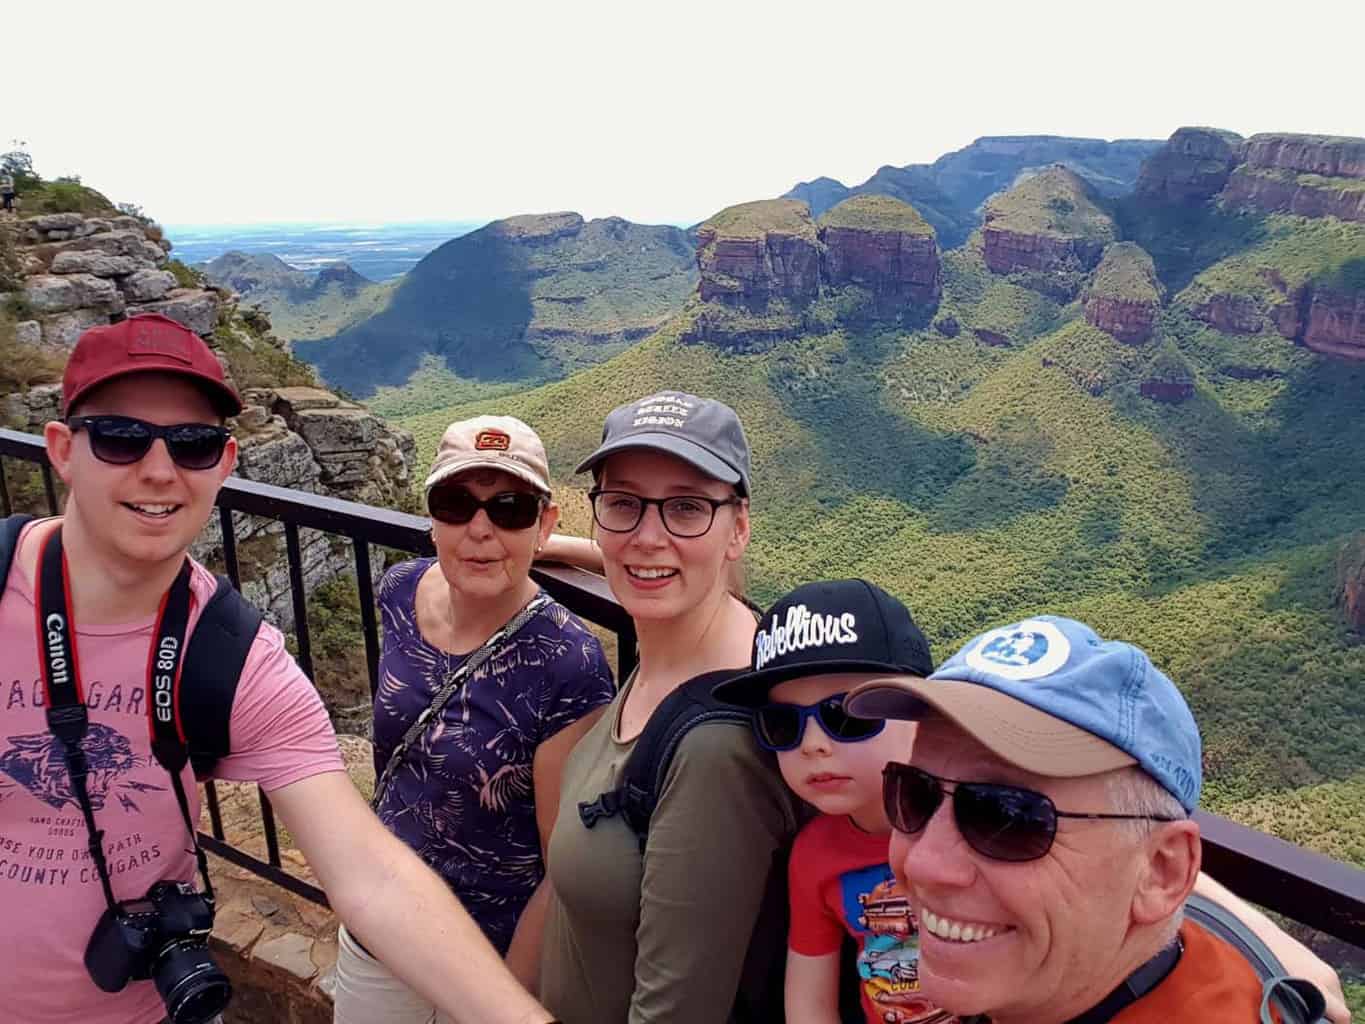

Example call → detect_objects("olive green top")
540 669 798 1024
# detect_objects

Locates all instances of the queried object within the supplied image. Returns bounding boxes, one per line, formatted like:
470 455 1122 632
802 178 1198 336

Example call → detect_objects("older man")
846 615 1328 1024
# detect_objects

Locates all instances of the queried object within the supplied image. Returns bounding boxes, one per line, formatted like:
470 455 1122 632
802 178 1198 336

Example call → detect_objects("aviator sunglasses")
882 761 1184 863
67 415 230 471
754 693 886 752
428 485 545 530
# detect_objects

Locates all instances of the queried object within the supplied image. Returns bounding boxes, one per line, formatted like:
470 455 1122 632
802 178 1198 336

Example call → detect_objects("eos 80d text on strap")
34 526 232 1024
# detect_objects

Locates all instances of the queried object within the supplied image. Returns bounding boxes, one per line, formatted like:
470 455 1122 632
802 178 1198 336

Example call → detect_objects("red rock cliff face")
1086 297 1159 343
1221 169 1365 224
1220 133 1365 223
1243 135 1365 179
696 229 821 309
820 226 941 308
1135 127 1244 203
1273 286 1365 360
982 229 1105 275
1339 536 1365 632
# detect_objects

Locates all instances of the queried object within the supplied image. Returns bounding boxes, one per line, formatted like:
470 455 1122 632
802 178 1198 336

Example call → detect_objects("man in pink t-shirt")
0 314 558 1024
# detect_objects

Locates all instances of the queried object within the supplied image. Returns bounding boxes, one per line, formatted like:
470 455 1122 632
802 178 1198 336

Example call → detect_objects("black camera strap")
36 527 214 913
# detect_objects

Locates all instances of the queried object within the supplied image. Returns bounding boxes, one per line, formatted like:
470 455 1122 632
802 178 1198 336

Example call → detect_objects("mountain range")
388 127 1365 874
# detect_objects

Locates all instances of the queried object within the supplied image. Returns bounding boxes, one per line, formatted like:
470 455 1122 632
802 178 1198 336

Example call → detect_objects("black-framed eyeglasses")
882 762 1184 863
428 486 545 530
67 415 230 471
588 489 741 538
753 693 886 751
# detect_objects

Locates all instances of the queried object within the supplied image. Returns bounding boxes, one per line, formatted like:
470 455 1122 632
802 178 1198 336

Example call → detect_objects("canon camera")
84 880 231 1024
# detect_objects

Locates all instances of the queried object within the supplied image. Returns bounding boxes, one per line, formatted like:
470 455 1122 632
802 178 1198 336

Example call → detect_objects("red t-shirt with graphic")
788 812 957 1024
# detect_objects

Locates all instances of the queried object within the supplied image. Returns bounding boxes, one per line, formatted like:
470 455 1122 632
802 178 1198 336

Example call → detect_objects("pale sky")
10 0 1363 227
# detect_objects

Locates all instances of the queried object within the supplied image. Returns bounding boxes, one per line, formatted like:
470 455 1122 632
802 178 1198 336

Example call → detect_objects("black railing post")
258 789 283 868
283 522 313 680
40 463 58 514
204 781 226 841
218 506 242 590
0 458 10 517
354 537 381 700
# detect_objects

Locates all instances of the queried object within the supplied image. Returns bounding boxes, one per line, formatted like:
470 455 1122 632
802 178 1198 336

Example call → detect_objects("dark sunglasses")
67 415 230 471
428 486 545 530
753 693 886 752
882 762 1183 863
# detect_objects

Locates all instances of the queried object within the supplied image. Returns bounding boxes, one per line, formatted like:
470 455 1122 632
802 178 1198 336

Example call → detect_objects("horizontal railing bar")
199 834 327 906
1195 810 1365 947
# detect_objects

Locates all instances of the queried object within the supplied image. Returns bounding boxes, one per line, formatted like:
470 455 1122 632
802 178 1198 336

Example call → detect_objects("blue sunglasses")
753 693 886 752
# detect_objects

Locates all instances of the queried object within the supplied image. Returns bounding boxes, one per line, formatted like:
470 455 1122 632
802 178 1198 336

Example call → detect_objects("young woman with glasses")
536 391 799 1024
332 415 615 1024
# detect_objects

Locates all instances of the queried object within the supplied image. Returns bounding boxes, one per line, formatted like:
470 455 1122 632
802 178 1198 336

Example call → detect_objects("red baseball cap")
62 313 243 418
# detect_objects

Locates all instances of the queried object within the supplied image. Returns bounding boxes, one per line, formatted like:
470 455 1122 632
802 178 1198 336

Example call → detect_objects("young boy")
714 579 957 1024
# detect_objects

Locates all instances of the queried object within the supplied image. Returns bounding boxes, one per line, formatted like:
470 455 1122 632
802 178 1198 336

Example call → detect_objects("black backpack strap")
1184 893 1328 1024
0 514 35 594
577 669 752 847
180 575 264 780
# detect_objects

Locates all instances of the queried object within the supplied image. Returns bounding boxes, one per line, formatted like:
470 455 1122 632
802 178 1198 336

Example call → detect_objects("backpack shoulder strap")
577 669 752 847
1183 892 1328 1024
0 514 36 595
180 575 264 780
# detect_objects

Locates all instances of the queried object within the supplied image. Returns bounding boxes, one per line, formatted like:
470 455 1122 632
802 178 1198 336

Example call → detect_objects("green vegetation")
1088 242 1163 302
1242 165 1365 194
167 258 206 290
818 194 934 236
1180 215 1365 306
702 199 815 239
214 314 317 393
983 167 1117 242
0 308 65 406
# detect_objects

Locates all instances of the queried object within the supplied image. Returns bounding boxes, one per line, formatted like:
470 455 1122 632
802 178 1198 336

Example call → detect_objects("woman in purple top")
332 415 615 1024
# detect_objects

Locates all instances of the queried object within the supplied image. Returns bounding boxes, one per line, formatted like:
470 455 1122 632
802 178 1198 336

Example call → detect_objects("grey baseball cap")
576 390 752 495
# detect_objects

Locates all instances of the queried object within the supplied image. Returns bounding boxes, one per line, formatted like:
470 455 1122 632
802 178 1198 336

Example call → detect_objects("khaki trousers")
331 924 453 1024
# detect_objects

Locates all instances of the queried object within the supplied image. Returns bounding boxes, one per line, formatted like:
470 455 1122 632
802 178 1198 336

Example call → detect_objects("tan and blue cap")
846 615 1203 812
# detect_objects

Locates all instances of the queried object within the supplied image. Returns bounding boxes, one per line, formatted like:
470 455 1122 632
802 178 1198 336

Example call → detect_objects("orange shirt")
1113 920 1276 1023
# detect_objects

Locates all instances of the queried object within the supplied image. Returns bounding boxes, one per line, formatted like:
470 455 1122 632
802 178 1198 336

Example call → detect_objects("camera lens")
153 940 232 1024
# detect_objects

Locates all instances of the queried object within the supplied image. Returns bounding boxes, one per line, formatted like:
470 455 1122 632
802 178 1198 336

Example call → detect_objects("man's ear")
217 435 239 484
1131 820 1201 926
44 420 76 485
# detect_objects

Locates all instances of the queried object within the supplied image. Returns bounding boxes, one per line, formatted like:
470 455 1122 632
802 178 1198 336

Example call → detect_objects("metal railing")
2 426 1362 950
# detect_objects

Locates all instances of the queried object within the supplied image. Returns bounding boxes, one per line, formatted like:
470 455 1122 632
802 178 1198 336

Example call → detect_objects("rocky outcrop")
1273 286 1365 361
1339 534 1365 632
818 195 942 310
981 167 1116 278
1220 133 1365 224
1084 243 1164 344
1135 128 1245 203
1193 292 1264 334
1140 345 1195 404
1 211 420 629
696 200 821 309
1140 378 1194 403
688 197 944 346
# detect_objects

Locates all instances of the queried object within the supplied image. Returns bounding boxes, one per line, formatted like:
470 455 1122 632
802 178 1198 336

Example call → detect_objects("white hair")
1105 767 1189 947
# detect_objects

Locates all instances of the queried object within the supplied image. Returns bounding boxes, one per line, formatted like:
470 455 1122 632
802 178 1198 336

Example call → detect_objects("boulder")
29 213 85 232
24 273 122 315
127 288 219 336
50 251 139 277
41 309 109 349
119 268 178 303
15 320 41 347
55 229 167 265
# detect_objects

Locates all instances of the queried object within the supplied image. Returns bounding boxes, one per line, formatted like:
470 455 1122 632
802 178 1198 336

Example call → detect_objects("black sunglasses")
882 762 1183 863
428 486 545 530
754 693 886 752
67 415 230 471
